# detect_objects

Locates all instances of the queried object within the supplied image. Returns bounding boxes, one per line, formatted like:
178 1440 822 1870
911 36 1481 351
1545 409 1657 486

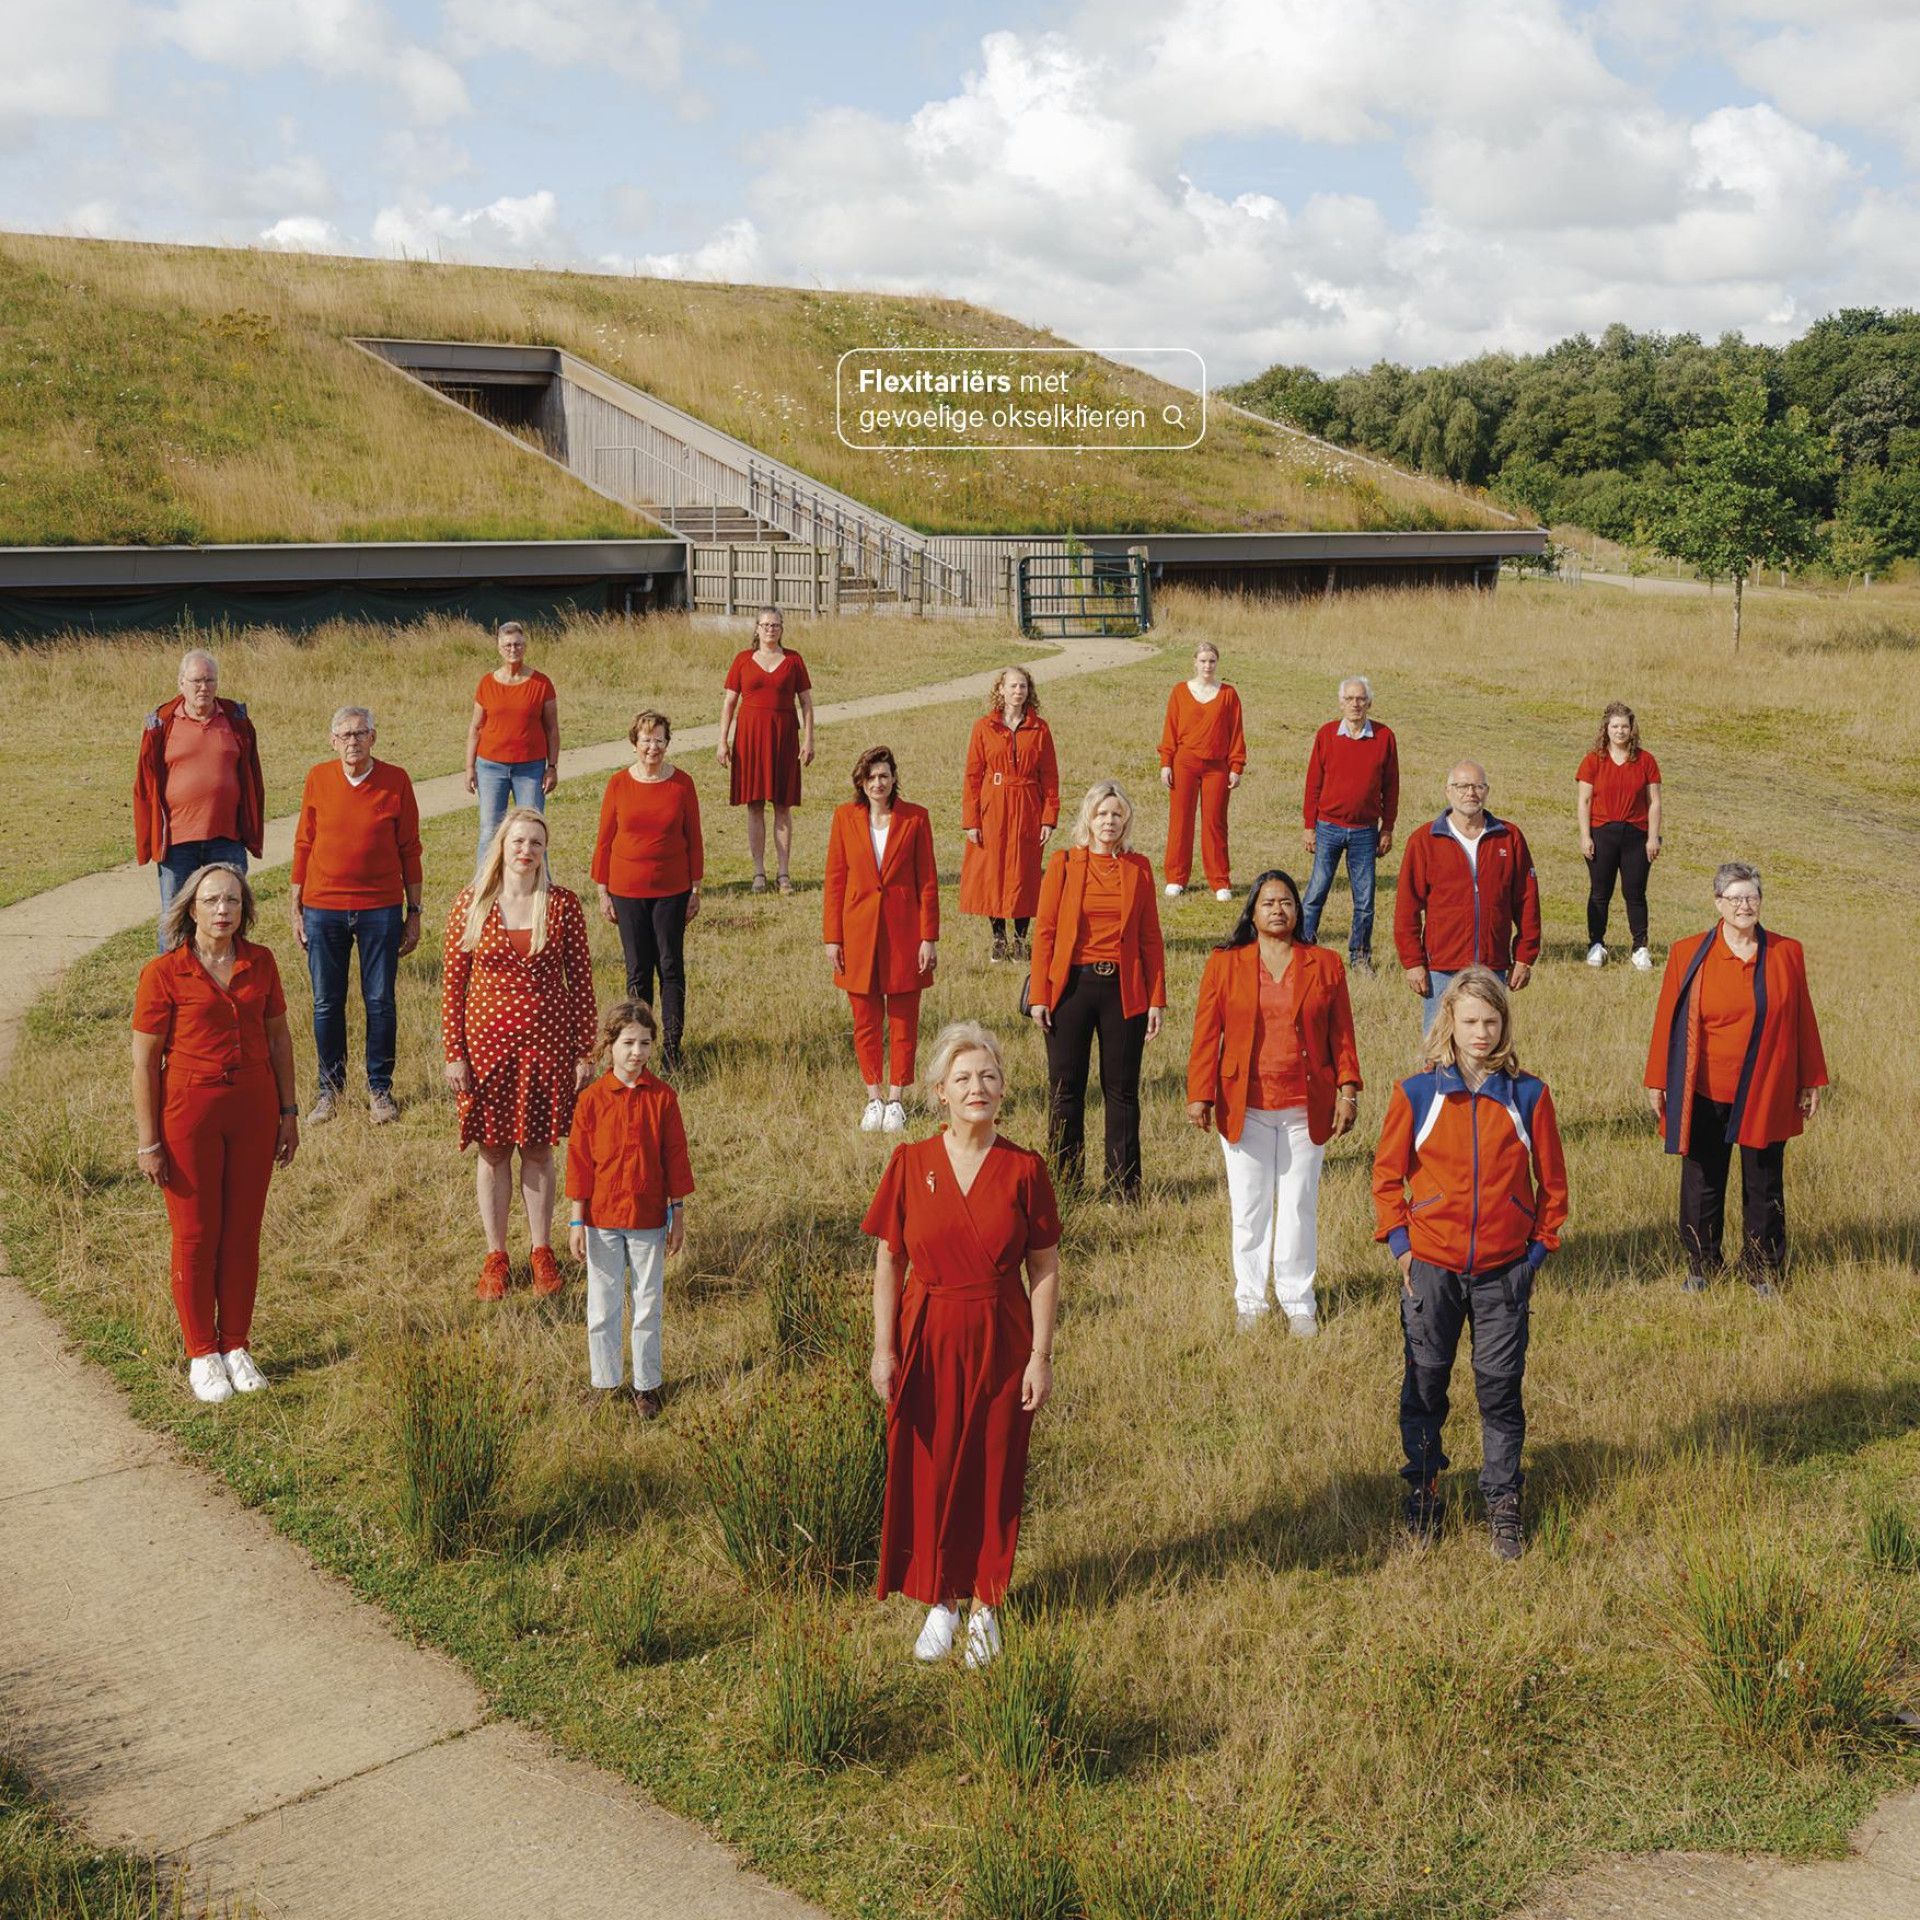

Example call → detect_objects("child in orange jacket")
1372 967 1568 1560
566 1000 694 1418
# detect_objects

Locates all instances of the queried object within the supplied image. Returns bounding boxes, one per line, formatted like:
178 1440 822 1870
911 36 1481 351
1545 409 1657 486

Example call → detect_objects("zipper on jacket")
1467 1085 1481 1273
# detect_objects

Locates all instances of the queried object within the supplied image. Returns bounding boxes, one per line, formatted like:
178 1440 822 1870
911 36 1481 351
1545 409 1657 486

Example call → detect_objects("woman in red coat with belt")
717 608 814 894
1159 641 1247 901
823 746 939 1133
1643 861 1826 1296
1186 870 1361 1336
866 1021 1061 1670
960 666 1060 964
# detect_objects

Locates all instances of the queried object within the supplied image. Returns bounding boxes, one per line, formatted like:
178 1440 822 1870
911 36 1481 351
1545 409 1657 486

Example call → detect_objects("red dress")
959 715 1060 918
441 885 598 1149
863 1133 1062 1606
724 649 811 806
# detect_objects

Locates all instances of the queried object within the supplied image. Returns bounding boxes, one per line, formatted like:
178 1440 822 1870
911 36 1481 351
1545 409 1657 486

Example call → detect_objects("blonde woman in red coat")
1159 641 1247 901
960 666 1059 965
824 746 939 1133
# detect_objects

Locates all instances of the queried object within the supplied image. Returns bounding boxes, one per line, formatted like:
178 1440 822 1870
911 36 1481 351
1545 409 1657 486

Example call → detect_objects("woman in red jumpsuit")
960 666 1060 964
1159 641 1247 901
717 607 814 894
865 1021 1061 1671
132 863 300 1404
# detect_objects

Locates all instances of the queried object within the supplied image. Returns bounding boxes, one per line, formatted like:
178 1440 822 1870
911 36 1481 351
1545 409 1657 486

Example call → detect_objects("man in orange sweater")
289 705 423 1125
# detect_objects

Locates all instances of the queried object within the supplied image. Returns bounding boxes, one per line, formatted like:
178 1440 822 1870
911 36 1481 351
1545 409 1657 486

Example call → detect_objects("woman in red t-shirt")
1576 700 1661 969
464 622 560 861
716 607 814 894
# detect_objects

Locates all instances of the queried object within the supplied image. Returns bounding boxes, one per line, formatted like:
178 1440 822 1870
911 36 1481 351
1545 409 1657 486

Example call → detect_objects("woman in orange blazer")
1026 780 1166 1199
1187 869 1361 1334
824 745 939 1134
1159 641 1247 901
1643 860 1826 1295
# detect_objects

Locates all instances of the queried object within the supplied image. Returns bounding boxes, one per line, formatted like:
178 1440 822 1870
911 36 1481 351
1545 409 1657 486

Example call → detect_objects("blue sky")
6 0 1918 380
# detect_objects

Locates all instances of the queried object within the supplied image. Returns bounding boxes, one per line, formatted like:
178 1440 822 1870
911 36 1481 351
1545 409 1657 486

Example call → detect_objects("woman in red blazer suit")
1643 861 1826 1294
824 746 940 1134
1186 870 1362 1333
1026 781 1166 1198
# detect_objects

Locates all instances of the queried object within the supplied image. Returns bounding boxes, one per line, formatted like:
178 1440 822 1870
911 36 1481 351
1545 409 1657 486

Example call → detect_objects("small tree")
1646 375 1835 648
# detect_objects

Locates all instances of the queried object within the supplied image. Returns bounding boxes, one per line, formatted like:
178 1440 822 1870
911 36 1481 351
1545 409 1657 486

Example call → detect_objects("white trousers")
1219 1106 1326 1316
585 1225 666 1391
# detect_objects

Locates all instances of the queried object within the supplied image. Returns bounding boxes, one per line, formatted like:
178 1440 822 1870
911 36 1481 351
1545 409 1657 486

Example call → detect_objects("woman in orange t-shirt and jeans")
1576 700 1661 969
465 622 560 860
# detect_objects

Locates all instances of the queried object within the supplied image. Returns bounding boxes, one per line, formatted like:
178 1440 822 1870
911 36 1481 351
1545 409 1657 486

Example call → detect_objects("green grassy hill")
0 232 1509 546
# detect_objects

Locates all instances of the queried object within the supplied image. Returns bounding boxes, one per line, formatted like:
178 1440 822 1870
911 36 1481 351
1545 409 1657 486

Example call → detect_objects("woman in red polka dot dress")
442 807 599 1299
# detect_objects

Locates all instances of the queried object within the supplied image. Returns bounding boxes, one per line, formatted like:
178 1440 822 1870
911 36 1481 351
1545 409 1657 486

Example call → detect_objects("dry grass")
0 233 1507 543
5 581 1919 1917
0 610 1015 905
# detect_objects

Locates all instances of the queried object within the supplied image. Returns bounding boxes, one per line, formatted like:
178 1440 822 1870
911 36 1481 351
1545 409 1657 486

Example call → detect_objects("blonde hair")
1068 780 1135 852
463 806 551 952
159 863 256 951
924 1021 1006 1105
1422 967 1520 1076
987 666 1039 716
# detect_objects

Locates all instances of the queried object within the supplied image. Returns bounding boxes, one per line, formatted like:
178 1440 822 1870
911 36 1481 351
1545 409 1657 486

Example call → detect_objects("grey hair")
1713 861 1762 897
496 621 527 639
924 1021 1006 1104
1068 779 1135 852
330 704 374 734
1339 674 1373 700
179 649 218 680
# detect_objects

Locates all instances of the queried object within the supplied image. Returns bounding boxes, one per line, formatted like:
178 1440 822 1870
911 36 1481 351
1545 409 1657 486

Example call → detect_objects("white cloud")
154 0 469 121
1731 8 1920 157
444 0 682 87
259 213 348 251
1 0 135 126
372 187 563 259
607 217 763 282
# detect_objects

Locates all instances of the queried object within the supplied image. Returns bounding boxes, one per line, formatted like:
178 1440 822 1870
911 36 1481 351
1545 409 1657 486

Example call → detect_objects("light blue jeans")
1422 967 1509 1034
585 1225 666 1391
474 757 546 862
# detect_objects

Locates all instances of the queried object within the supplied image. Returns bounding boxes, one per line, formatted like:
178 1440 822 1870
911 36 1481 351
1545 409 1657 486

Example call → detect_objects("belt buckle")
1091 961 1118 977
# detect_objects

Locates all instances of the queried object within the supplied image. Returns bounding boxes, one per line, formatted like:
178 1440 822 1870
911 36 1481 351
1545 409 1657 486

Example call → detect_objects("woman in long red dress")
823 746 939 1133
442 807 599 1301
960 666 1060 964
865 1021 1061 1671
1159 641 1247 901
717 607 814 895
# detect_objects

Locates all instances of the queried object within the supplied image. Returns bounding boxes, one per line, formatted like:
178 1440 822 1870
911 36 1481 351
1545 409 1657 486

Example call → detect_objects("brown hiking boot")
1488 1491 1525 1562
529 1245 565 1297
633 1387 664 1420
475 1251 510 1301
369 1089 400 1125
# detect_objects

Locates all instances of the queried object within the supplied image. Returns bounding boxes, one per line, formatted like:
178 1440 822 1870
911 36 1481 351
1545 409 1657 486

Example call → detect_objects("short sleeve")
474 674 493 707
1641 752 1662 784
861 1145 911 1255
724 652 746 693
535 672 557 705
1023 1152 1062 1253
131 958 174 1038
259 948 288 1020
790 653 812 694
1576 753 1600 784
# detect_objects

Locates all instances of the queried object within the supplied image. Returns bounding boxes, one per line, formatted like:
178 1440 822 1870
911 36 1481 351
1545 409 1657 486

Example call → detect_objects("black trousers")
1399 1257 1532 1501
1585 821 1650 947
989 916 1031 941
610 891 690 1066
1044 966 1146 1197
1680 1095 1787 1278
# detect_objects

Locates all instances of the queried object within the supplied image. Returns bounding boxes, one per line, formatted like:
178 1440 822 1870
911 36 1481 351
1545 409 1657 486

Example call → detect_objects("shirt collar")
1337 717 1375 739
343 759 376 787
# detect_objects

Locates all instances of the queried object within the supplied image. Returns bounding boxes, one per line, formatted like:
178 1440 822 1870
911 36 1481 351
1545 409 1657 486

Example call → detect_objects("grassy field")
0 611 1015 907
0 234 1507 544
4 582 1918 1918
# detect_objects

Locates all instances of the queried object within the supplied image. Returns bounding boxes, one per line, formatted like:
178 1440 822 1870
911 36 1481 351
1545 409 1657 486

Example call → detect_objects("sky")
5 0 1919 382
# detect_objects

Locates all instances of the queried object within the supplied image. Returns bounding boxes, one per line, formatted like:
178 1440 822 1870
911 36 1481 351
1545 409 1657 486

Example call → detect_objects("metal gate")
1016 550 1152 639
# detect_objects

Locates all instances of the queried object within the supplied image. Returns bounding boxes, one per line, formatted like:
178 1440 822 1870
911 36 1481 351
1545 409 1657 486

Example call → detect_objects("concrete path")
0 631 1151 1919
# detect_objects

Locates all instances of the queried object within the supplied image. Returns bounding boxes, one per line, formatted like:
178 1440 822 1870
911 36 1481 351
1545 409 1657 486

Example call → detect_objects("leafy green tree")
1646 376 1835 649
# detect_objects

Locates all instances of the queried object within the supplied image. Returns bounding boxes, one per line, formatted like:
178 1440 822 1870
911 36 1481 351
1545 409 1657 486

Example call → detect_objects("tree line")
1227 311 1920 580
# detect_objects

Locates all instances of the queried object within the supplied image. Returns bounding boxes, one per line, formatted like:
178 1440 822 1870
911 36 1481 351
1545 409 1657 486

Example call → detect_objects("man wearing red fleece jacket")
1394 760 1541 1032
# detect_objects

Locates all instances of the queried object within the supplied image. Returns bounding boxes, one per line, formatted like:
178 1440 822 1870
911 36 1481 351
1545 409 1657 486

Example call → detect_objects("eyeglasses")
1717 895 1761 910
1447 781 1488 793
334 728 372 740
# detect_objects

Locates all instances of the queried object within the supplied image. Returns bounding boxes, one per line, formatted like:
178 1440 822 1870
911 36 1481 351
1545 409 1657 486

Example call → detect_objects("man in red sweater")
1394 761 1541 1032
289 705 423 1124
1300 676 1398 974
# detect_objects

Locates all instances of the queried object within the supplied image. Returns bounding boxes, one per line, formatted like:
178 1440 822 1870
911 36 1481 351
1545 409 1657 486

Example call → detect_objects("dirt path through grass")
0 630 1147 1919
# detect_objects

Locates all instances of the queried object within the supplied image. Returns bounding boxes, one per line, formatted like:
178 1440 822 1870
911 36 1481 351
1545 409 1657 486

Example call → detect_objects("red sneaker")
529 1245 564 1297
475 1251 510 1302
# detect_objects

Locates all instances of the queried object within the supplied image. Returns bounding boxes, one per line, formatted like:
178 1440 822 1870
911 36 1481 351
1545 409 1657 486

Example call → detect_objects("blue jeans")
474 758 546 861
1301 822 1378 954
1422 967 1509 1035
304 904 404 1093
156 837 249 948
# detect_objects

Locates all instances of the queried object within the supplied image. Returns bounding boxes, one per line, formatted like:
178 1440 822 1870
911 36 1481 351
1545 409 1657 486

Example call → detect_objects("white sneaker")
1286 1312 1319 1340
1164 882 1184 898
859 1097 885 1132
221 1348 268 1393
913 1603 960 1663
188 1354 233 1404
1235 1308 1266 1334
1631 947 1654 971
1585 943 1607 968
962 1606 1003 1671
1215 888 1234 902
881 1100 907 1133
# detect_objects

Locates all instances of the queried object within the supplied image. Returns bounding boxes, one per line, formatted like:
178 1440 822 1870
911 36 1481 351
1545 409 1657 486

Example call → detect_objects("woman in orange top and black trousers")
1027 781 1166 1199
593 709 704 1073
1644 861 1826 1296
1158 641 1247 901
1576 700 1662 969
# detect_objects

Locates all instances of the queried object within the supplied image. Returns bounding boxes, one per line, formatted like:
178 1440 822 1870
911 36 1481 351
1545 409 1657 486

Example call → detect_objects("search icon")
1162 404 1187 429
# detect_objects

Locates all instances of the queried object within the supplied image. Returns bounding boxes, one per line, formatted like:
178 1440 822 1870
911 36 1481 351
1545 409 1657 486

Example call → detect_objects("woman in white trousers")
1186 871 1363 1335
